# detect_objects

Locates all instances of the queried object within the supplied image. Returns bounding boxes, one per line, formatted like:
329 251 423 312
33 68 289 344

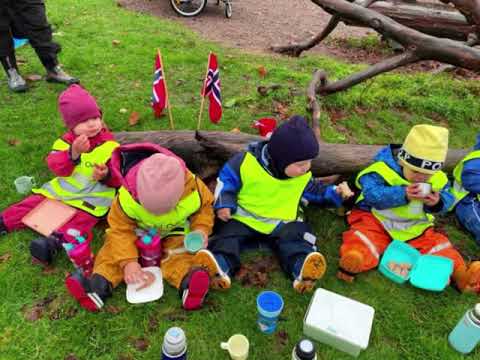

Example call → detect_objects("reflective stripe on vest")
355 161 448 242
451 150 480 207
32 139 119 217
118 182 201 237
231 152 311 234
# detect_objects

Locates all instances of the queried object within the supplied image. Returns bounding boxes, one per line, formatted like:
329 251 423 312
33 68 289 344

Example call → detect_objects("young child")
193 115 353 293
0 84 119 271
65 143 215 312
338 124 480 293
450 134 480 246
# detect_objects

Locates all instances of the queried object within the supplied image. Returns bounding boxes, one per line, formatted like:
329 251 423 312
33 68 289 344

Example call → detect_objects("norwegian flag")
152 53 167 117
201 53 222 123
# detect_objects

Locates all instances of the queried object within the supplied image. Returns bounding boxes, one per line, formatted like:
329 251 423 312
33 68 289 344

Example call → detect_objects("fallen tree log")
351 1 474 41
114 130 469 178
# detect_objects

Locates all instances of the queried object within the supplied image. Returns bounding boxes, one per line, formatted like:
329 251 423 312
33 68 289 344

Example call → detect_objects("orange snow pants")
340 209 465 273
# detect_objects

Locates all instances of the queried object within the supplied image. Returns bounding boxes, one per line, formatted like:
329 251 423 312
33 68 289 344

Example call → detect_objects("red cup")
252 117 277 138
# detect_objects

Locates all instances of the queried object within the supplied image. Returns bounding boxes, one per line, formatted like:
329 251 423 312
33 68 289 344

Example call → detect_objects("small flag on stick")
152 50 174 129
198 53 222 129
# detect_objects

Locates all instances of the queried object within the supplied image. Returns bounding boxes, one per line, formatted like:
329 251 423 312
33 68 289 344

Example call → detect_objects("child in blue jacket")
451 134 480 246
194 115 353 293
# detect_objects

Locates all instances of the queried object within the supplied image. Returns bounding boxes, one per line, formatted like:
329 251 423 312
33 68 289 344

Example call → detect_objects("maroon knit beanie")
58 84 102 130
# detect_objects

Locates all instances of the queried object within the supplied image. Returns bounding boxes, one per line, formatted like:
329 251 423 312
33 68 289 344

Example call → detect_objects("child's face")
284 159 312 177
72 117 103 138
403 166 431 183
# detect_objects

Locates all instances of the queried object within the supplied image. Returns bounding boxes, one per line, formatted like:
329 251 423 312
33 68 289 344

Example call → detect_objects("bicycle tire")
225 2 232 18
170 0 207 17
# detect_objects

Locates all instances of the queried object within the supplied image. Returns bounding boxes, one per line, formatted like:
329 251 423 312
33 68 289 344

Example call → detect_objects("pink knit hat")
58 84 102 130
136 153 186 215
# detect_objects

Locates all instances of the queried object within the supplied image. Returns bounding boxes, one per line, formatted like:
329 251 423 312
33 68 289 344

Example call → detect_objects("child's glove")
217 208 232 222
336 181 354 200
71 134 90 160
92 163 108 181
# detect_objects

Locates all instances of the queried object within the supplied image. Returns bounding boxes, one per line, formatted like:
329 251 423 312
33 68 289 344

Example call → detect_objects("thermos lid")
163 327 186 354
295 339 316 359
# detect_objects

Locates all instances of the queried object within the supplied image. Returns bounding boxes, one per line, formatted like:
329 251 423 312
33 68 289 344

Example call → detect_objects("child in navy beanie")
194 115 353 293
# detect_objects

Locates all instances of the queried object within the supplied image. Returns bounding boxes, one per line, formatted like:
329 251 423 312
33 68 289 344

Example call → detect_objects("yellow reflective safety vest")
231 152 311 234
451 150 480 207
33 139 119 217
355 161 448 242
118 182 201 237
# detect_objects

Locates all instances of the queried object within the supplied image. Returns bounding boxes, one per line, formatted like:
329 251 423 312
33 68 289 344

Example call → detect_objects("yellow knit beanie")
398 124 449 174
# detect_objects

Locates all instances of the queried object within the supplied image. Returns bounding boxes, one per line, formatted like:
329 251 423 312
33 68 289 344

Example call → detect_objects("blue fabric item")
214 253 232 275
14 38 29 49
292 257 303 279
214 141 341 211
456 199 480 245
460 134 480 194
357 145 453 214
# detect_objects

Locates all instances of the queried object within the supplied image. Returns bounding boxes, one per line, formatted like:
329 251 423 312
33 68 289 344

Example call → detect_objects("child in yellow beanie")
338 124 480 293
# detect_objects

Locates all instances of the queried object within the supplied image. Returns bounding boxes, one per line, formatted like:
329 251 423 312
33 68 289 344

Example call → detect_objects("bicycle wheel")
225 1 232 18
170 0 207 17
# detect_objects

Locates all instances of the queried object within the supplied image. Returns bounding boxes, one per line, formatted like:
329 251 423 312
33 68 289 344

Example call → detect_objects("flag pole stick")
197 52 211 131
158 49 175 130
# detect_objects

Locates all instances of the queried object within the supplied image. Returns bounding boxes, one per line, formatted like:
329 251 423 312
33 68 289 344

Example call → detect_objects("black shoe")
30 235 62 265
45 65 79 85
0 216 7 236
65 271 112 312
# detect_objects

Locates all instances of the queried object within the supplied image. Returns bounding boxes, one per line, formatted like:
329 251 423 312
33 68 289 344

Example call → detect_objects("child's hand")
423 192 440 207
217 208 232 222
92 163 108 181
71 135 90 160
124 261 148 284
406 184 424 201
336 181 354 200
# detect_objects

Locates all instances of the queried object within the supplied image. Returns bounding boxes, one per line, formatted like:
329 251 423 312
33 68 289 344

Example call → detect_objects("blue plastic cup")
256 291 284 334
184 231 204 254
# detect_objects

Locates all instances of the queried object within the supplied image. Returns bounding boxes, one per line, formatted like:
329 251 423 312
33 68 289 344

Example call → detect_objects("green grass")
1 1 480 359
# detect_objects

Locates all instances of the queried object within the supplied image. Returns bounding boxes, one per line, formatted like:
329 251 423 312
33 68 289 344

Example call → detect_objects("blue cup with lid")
256 291 284 334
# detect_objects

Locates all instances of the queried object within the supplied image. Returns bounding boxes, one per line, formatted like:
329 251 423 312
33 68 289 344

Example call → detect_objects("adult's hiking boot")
46 65 79 85
6 68 27 92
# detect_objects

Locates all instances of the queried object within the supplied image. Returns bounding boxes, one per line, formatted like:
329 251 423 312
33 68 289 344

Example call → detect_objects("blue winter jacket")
356 145 454 214
458 134 480 203
214 141 342 212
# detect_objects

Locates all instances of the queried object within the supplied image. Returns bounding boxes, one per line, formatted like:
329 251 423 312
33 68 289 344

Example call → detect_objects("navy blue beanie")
267 115 319 174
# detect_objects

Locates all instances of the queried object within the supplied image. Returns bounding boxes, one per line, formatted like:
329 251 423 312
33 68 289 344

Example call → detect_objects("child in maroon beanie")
0 84 120 270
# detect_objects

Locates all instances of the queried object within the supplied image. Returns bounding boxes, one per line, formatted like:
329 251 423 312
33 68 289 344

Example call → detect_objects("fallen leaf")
119 108 128 114
366 121 376 130
258 66 268 78
16 57 27 64
22 295 57 322
128 112 140 126
230 128 241 133
7 138 21 146
276 330 289 347
112 39 121 46
131 338 149 352
175 79 185 86
105 305 122 314
147 316 159 333
0 253 11 264
257 86 268 96
118 354 134 360
25 74 42 82
235 256 280 288
64 354 79 360
42 266 57 275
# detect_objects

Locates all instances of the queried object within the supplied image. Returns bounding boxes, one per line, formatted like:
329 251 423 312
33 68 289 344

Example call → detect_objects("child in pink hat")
0 84 120 275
